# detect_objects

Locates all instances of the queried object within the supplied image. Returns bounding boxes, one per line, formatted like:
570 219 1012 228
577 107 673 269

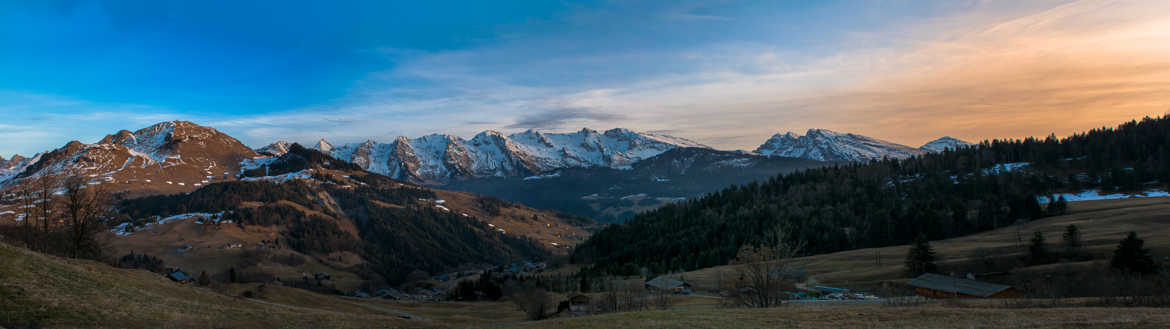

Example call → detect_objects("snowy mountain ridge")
919 136 973 153
310 128 709 183
754 129 969 162
0 121 258 193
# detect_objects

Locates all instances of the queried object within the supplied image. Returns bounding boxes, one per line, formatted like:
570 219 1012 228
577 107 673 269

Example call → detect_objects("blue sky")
2 0 1169 158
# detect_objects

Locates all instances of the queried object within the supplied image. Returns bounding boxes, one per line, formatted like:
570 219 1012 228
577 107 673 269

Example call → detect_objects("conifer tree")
1047 196 1068 216
198 271 211 286
904 235 937 276
1111 232 1158 275
1062 224 1081 254
1028 231 1051 265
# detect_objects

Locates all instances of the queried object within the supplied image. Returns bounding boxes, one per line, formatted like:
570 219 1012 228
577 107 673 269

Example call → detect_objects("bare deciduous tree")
17 187 38 250
62 175 111 259
506 283 552 321
35 176 58 240
728 227 804 308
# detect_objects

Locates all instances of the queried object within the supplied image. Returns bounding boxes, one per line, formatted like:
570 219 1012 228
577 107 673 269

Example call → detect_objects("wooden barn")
908 273 1024 299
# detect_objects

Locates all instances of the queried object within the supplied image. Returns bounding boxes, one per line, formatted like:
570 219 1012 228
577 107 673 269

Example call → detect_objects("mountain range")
2 121 968 223
0 119 985 294
263 128 708 184
257 128 967 185
754 129 970 162
444 147 827 222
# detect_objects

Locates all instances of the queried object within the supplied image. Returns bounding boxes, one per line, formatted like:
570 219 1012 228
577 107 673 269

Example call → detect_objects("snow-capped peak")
258 141 293 156
754 129 925 162
919 136 972 153
317 128 709 183
315 139 334 153
1 120 257 191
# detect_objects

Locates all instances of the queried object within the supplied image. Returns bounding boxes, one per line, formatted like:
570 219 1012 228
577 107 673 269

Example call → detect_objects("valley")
3 197 1169 328
1 118 1169 328
6 2 1169 328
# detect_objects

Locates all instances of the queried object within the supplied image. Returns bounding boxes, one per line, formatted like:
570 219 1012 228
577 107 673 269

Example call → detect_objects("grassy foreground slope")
517 306 1170 329
0 241 425 329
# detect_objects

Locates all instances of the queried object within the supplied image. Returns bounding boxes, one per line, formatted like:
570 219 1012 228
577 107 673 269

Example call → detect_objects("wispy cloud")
506 107 625 129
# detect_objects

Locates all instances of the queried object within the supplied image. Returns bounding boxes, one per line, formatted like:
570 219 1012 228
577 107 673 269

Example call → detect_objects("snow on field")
983 162 1029 175
714 158 754 168
1037 189 1170 203
111 211 230 236
110 222 132 236
435 205 450 212
240 169 313 183
239 156 279 172
522 172 561 180
620 193 648 200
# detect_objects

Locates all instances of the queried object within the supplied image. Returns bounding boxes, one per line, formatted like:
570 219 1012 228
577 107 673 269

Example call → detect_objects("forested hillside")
445 148 826 222
115 145 572 284
572 116 1170 275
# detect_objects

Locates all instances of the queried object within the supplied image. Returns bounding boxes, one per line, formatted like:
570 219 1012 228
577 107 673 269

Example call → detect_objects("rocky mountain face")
257 141 293 156
0 154 37 183
0 121 260 196
316 128 708 184
108 144 594 286
754 129 969 162
919 136 973 153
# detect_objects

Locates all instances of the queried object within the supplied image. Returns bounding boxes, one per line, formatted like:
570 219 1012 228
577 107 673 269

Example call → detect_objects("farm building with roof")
907 273 1023 299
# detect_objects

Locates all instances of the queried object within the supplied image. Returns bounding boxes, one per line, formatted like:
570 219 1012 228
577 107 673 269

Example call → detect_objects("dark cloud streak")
506 107 625 129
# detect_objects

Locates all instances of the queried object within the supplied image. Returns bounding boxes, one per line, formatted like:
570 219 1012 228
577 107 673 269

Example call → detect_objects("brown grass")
514 305 1170 329
0 241 427 329
671 197 1170 292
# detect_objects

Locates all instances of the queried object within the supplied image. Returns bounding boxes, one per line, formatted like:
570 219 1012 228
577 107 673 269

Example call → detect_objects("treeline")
331 185 547 283
119 181 326 218
572 116 1170 276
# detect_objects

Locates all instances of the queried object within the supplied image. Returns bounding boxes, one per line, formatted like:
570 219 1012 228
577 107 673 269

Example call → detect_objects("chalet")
645 276 692 294
907 273 1023 299
568 293 592 314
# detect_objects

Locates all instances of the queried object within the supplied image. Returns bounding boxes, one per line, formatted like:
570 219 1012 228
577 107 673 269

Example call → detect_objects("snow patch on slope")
1037 189 1170 203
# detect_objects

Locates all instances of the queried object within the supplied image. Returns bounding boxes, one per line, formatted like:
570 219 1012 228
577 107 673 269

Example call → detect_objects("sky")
2 0 1169 158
